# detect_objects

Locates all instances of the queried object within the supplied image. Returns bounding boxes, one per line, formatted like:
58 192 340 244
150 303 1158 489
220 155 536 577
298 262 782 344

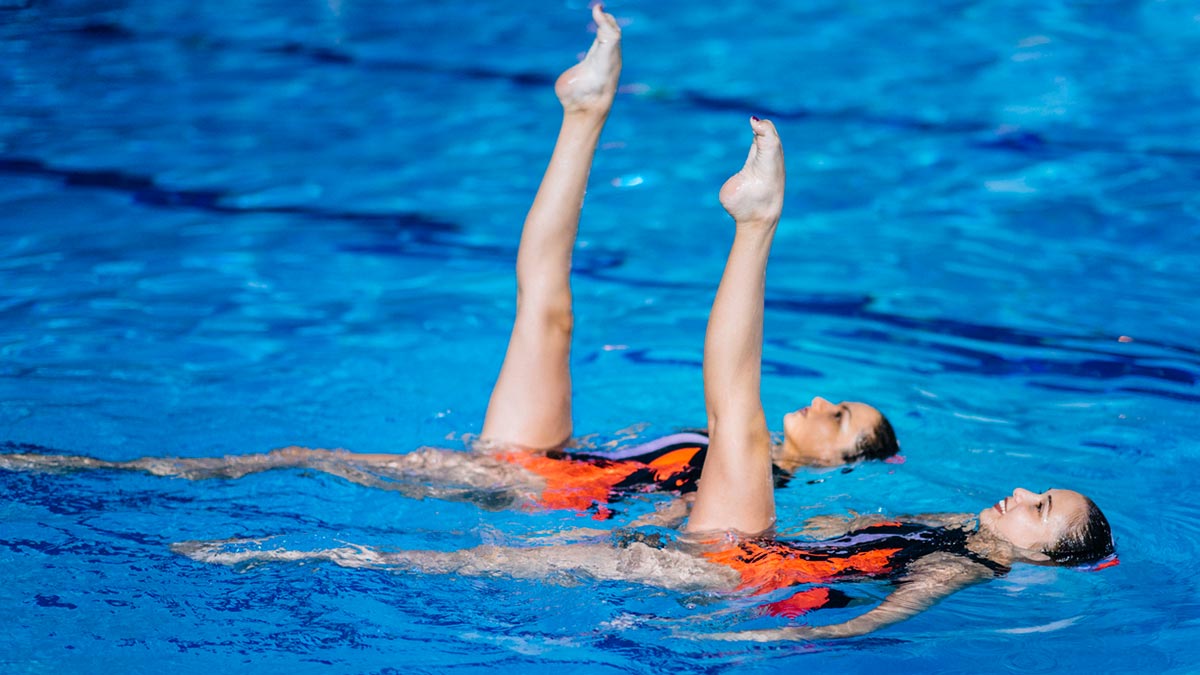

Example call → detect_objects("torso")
494 431 710 518
699 521 1008 594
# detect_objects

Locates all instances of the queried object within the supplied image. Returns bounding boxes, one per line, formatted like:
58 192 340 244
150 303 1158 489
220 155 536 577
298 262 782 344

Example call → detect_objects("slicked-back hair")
843 414 899 463
1047 497 1115 566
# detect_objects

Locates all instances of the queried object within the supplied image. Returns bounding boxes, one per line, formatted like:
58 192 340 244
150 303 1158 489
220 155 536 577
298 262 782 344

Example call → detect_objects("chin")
782 425 807 450
977 508 995 528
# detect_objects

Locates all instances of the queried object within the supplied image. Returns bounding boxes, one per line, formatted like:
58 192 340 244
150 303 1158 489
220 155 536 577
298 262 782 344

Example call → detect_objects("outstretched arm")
686 118 785 535
705 553 989 641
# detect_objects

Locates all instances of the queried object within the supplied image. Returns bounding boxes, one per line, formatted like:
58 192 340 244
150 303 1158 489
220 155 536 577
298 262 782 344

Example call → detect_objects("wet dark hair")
1045 497 1115 567
842 414 899 463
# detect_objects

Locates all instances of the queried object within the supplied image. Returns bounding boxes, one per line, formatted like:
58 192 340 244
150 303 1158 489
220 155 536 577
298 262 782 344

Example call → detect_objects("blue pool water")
2 0 1198 672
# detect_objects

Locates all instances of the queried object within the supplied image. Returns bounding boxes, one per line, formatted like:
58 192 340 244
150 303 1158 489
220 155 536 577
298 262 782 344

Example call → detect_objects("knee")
516 295 574 336
548 306 574 335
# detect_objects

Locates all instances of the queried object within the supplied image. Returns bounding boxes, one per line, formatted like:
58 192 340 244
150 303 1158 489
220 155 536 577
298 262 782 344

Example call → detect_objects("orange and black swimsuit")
495 432 711 518
702 522 1009 616
497 431 794 518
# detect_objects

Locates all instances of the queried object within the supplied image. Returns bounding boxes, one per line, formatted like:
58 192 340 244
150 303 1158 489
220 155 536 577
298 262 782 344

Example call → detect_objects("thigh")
479 311 573 449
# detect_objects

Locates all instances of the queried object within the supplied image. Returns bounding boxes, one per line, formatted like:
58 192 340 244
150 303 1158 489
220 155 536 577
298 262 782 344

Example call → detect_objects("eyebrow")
1046 493 1053 519
841 405 852 427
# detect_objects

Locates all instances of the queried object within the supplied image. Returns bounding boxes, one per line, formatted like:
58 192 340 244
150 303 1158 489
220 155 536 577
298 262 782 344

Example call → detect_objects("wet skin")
778 396 885 469
978 487 1090 559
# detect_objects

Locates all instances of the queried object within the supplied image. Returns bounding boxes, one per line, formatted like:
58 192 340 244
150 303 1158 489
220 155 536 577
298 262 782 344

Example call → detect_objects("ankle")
734 217 780 231
562 107 611 126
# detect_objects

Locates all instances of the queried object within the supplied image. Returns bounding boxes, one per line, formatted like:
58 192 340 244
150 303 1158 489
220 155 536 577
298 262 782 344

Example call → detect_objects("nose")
811 396 832 411
1013 487 1036 501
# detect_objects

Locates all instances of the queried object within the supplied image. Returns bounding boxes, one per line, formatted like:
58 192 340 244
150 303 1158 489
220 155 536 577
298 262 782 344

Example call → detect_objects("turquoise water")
2 0 1198 672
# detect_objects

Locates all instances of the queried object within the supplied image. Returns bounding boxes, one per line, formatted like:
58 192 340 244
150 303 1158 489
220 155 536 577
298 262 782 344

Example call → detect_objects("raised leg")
686 118 786 535
479 5 622 449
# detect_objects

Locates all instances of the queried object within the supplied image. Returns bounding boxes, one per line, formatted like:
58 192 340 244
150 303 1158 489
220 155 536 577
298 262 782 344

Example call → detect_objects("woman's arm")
629 493 694 529
686 118 786 535
528 494 696 544
705 552 990 641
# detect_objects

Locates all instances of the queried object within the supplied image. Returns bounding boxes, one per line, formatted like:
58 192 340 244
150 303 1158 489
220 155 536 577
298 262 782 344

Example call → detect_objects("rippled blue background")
2 0 1198 672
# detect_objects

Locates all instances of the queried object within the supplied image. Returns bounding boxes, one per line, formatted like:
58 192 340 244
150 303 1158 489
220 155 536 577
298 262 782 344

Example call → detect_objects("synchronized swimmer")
1 5 1114 640
0 422 893 520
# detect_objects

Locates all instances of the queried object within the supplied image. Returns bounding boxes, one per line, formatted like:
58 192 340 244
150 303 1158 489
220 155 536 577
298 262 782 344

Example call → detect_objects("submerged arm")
528 494 696 545
629 493 695 529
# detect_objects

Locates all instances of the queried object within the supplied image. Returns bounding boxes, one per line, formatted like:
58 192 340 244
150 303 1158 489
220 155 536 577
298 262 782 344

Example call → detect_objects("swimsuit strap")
569 431 709 462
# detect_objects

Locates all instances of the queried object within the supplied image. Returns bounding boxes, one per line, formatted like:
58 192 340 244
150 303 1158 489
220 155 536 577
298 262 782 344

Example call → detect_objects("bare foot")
718 117 785 226
555 4 622 115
